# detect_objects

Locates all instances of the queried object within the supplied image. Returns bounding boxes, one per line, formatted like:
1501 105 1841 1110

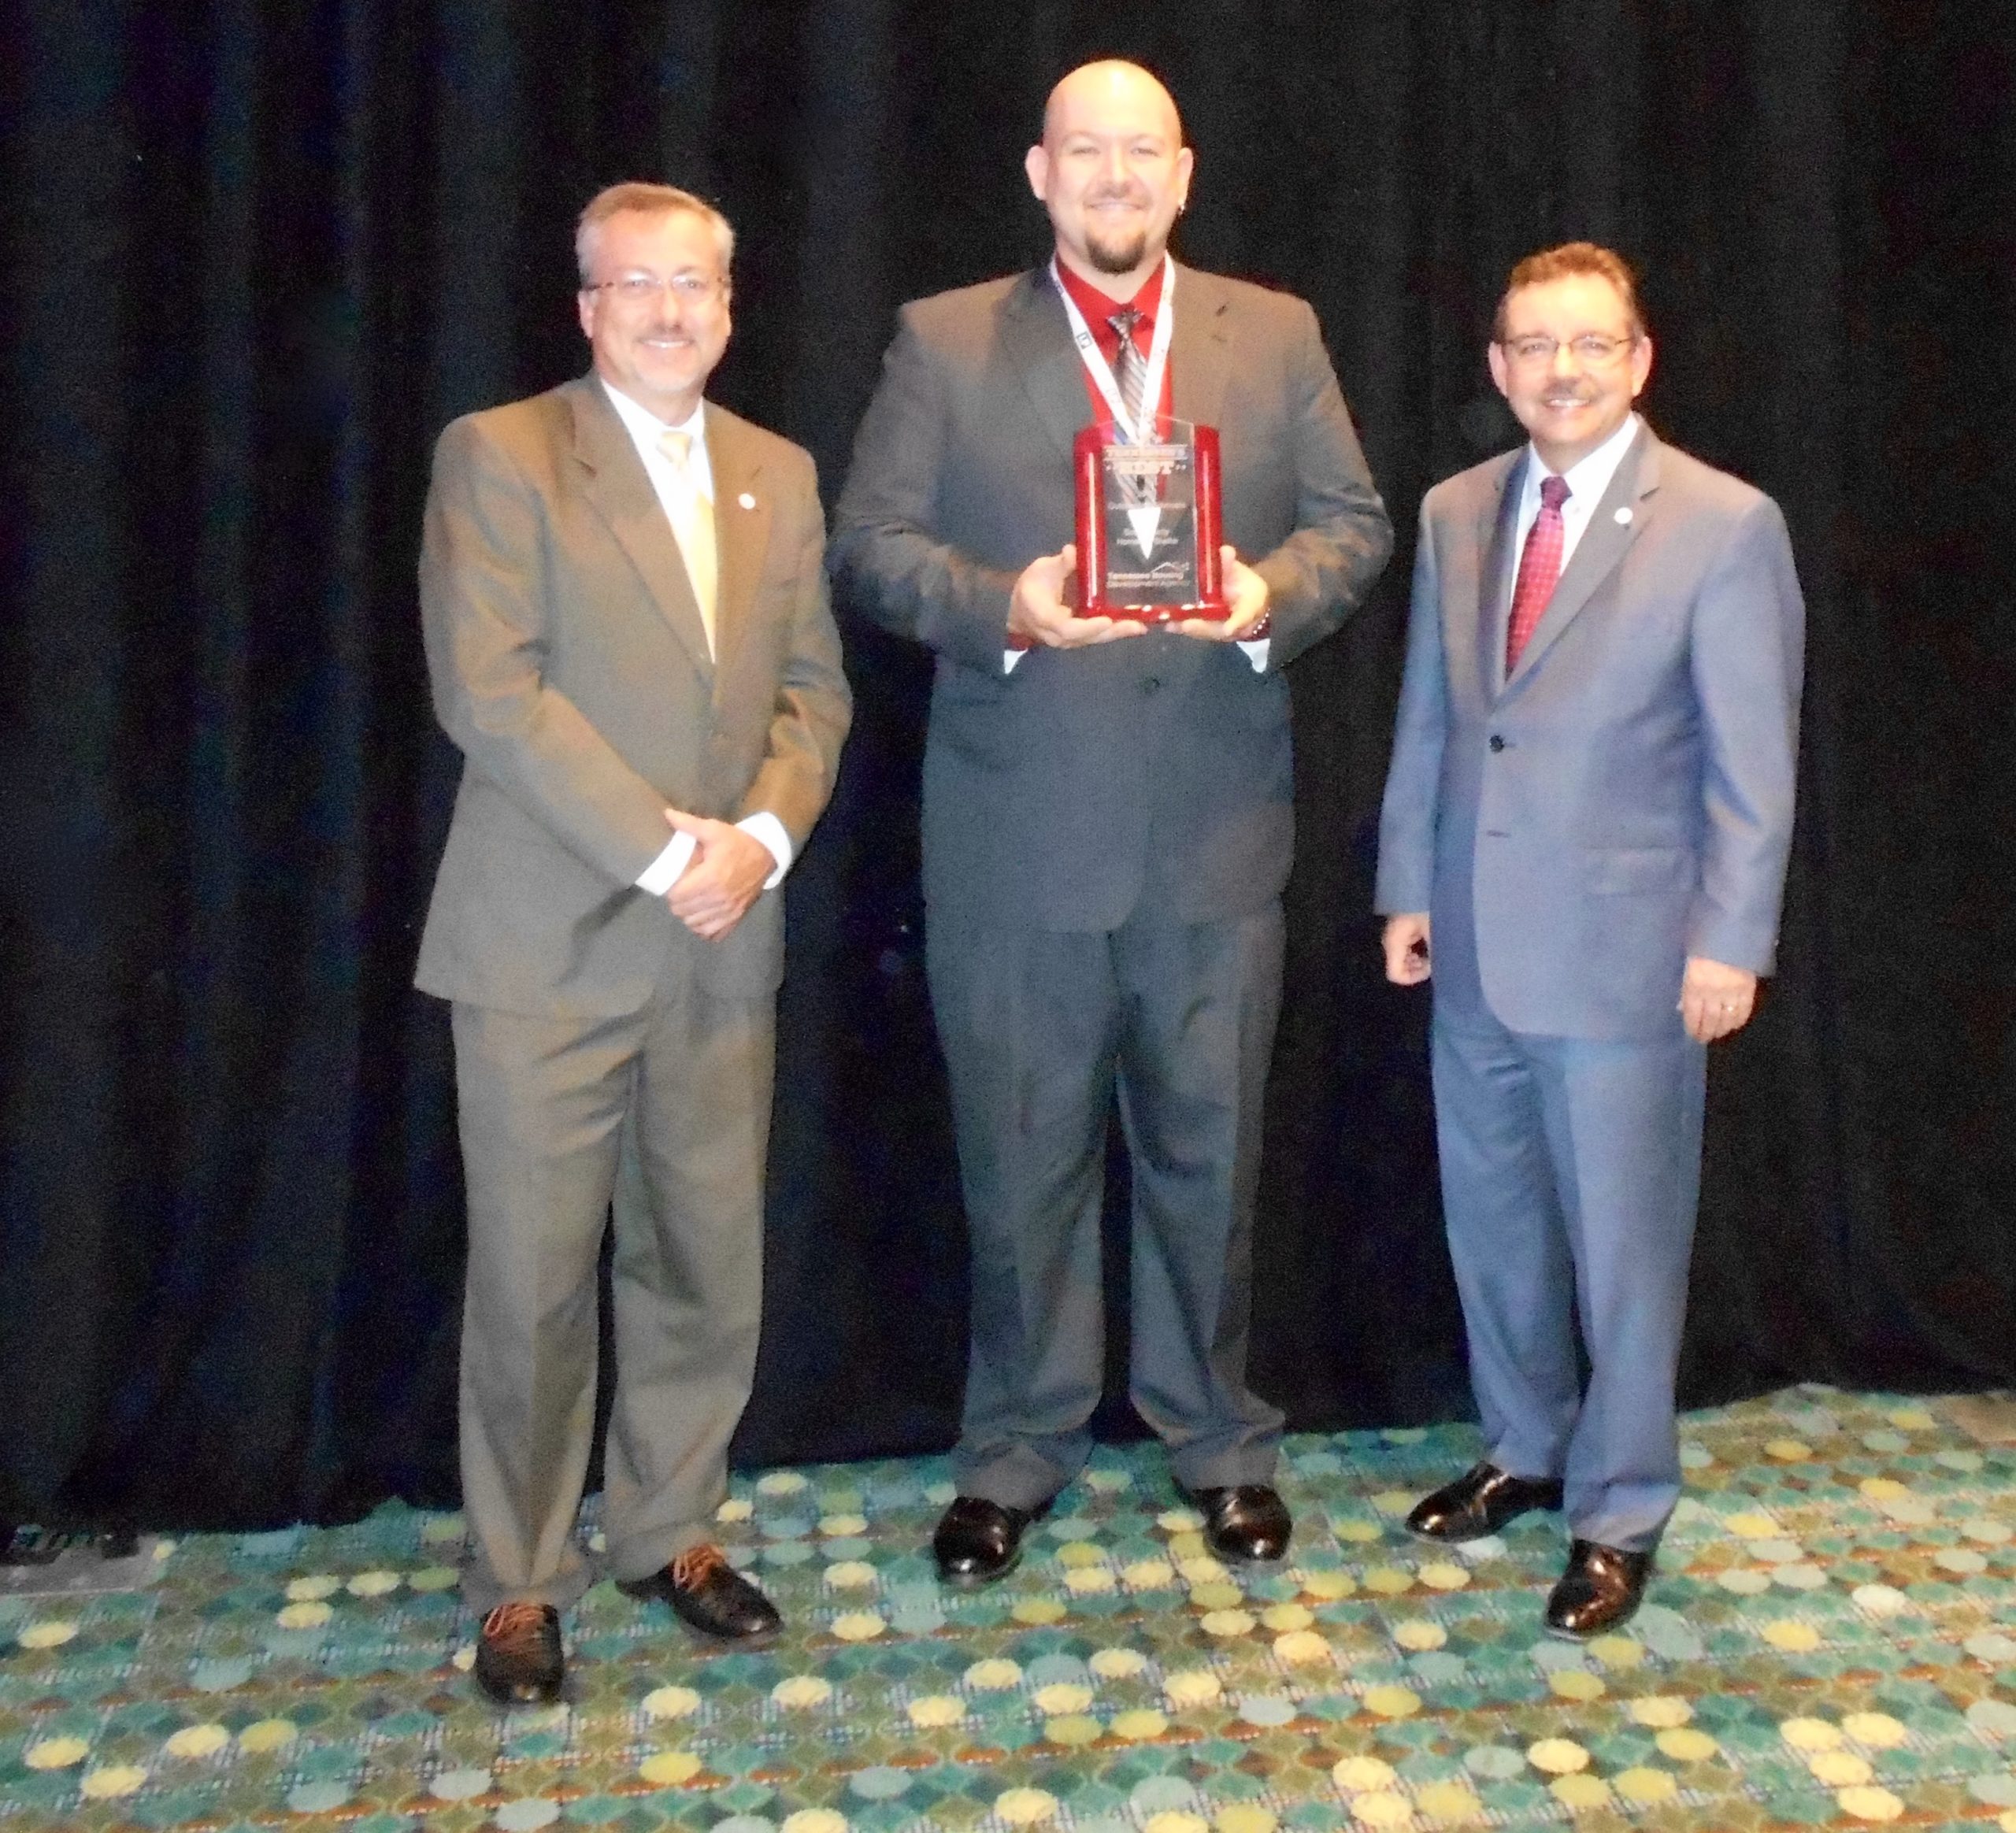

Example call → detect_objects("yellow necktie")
658 428 717 657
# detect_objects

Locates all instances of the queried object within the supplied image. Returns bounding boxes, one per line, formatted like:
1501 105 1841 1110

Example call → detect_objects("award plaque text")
1073 418 1227 620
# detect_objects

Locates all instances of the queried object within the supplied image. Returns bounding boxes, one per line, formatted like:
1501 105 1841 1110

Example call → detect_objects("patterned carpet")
4 1387 2014 1831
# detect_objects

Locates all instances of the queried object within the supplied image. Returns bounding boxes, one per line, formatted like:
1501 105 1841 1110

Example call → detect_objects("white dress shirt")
1509 410 1643 582
605 381 718 572
601 379 791 898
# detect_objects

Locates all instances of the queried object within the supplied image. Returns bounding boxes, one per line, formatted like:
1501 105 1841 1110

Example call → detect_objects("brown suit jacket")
417 374 850 1015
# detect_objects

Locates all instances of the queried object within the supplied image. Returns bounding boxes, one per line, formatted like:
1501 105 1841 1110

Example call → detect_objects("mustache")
1086 185 1150 207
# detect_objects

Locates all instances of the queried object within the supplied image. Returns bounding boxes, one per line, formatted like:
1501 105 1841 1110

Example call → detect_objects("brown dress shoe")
1544 1539 1655 1639
1406 1462 1564 1542
1185 1485 1292 1563
474 1601 565 1705
620 1544 782 1642
932 1496 1042 1587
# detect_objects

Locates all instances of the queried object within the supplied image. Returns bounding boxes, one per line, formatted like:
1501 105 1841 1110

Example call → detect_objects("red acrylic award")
1073 418 1227 621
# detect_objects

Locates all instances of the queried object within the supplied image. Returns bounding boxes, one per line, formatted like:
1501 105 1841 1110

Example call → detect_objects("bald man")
832 61 1391 1584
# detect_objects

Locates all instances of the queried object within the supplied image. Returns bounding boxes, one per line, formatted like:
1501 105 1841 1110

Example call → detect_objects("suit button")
1488 734 1506 752
1142 676 1162 695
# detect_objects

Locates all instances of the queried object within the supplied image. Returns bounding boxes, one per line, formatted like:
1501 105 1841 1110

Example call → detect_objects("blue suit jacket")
1375 425 1804 1041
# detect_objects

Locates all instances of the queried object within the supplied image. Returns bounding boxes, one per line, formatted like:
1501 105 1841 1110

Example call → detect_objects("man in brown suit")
416 183 850 1704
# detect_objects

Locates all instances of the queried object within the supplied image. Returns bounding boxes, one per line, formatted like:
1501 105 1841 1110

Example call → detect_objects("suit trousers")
451 973 774 1614
926 899 1287 1508
1430 998 1706 1552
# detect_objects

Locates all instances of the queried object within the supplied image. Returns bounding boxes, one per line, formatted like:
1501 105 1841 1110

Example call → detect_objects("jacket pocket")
1584 846 1688 895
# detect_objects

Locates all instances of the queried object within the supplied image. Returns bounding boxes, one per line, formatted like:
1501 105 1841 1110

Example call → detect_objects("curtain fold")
2 0 2010 1527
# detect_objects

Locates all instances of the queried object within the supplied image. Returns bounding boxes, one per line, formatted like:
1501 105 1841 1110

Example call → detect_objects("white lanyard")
1051 254 1177 446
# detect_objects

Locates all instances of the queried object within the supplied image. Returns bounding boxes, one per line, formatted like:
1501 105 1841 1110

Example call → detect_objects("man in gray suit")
1377 243 1803 1637
832 61 1390 1585
417 183 850 1702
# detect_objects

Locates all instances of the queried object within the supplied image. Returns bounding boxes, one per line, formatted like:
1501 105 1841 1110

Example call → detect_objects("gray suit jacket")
1375 425 1804 1040
830 265 1391 933
416 376 851 1016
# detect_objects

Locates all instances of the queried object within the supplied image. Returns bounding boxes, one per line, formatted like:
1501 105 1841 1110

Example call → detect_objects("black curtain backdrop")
2 2 2011 1530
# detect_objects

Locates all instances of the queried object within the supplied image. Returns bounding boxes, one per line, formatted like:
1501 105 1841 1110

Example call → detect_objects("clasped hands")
1380 914 1760 1044
1008 542 1269 648
662 809 770 940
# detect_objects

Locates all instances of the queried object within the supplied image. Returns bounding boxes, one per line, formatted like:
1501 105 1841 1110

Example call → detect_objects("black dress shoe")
475 1601 565 1705
1545 1539 1655 1639
1406 1462 1564 1543
620 1544 782 1642
1186 1485 1292 1564
932 1495 1042 1587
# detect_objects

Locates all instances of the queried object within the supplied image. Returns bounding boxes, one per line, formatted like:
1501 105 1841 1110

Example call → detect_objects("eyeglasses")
584 271 724 306
1499 332 1638 367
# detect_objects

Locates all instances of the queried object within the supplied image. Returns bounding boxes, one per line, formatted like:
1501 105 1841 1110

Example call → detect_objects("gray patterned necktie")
1107 309 1146 431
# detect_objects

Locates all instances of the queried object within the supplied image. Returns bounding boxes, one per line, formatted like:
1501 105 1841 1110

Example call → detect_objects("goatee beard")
1088 229 1151 276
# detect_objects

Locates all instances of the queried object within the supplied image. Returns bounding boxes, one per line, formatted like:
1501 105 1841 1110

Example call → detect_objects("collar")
1053 257 1167 346
1523 411 1642 513
601 376 706 446
601 378 712 494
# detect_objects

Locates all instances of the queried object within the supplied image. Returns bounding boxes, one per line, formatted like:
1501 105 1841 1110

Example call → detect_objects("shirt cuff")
636 830 697 896
736 812 794 889
636 813 794 897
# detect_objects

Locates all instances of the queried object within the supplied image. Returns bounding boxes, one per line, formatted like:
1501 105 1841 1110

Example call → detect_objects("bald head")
1027 60 1192 293
1041 60 1183 149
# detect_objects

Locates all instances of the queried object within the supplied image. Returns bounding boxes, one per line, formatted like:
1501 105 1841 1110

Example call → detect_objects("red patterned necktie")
1505 473 1571 672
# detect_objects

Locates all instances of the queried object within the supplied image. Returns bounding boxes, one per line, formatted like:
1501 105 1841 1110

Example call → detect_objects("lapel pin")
738 491 756 510
1614 506 1634 525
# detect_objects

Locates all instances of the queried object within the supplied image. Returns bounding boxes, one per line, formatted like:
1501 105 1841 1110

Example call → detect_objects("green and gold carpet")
4 1387 2014 1831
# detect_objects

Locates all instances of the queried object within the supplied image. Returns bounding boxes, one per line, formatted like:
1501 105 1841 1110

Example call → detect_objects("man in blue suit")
1375 243 1803 1637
